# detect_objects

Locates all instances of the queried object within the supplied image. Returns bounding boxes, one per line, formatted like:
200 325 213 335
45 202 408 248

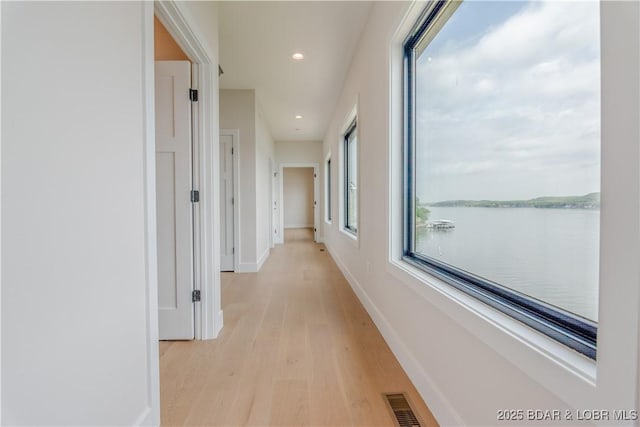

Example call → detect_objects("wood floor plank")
307 324 352 426
160 227 439 426
269 379 310 426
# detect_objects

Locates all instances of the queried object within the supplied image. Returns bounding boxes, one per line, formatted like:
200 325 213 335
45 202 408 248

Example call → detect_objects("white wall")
220 90 257 269
2 2 153 424
283 168 315 229
275 140 322 164
2 1 222 423
323 1 640 425
220 90 275 272
255 102 275 265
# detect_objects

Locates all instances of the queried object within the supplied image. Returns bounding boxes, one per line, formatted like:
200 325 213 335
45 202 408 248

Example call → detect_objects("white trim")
215 310 224 337
325 243 463 426
269 158 275 249
284 224 314 229
278 162 320 244
155 1 222 341
256 247 270 271
220 129 240 273
0 2 4 423
141 3 160 425
236 248 270 273
133 407 153 427
236 263 257 273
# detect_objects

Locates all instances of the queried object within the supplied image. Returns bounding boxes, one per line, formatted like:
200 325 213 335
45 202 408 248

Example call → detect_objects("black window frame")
402 0 597 359
344 119 358 235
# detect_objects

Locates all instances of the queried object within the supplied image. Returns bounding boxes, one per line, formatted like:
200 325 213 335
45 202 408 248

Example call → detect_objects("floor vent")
384 393 422 427
319 248 325 252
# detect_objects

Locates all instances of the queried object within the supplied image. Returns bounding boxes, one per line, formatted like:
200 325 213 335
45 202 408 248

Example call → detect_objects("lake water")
416 207 599 321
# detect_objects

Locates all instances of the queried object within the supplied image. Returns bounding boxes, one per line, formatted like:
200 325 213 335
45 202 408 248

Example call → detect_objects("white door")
220 134 234 271
273 171 280 243
313 168 319 242
155 61 194 340
270 159 276 248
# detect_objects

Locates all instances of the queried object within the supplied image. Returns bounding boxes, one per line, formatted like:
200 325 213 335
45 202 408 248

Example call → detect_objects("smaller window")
343 120 358 235
325 157 332 223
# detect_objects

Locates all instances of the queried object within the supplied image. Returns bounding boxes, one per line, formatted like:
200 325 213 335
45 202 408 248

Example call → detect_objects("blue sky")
415 0 601 202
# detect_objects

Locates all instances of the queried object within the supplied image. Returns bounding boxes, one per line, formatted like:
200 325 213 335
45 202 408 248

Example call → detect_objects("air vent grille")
384 393 422 427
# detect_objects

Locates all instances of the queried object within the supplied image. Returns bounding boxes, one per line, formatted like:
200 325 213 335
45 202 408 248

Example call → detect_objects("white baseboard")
324 243 463 427
133 407 153 426
284 224 313 229
214 309 224 338
256 247 269 271
236 248 270 273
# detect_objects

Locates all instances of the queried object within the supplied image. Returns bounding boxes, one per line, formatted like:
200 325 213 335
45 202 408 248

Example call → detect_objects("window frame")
343 119 358 236
325 153 332 224
401 0 598 359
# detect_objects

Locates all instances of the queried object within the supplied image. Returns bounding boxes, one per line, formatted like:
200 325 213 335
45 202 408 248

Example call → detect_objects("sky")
415 0 601 203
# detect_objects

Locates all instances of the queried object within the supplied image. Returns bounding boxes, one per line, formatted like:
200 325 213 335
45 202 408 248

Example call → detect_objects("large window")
344 120 358 234
403 0 600 358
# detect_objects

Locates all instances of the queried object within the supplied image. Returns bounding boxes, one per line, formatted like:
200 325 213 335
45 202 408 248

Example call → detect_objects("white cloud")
415 0 601 201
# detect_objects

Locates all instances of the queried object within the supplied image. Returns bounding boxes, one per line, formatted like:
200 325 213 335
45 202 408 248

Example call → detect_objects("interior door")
220 133 234 271
313 167 319 242
155 60 194 340
273 170 280 243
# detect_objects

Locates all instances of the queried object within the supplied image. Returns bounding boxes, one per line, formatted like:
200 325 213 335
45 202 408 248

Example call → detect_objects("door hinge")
314 173 317 178
231 147 234 155
191 190 200 203
232 197 234 205
192 289 201 302
189 89 198 102
314 200 317 206
314 228 317 232
232 247 235 254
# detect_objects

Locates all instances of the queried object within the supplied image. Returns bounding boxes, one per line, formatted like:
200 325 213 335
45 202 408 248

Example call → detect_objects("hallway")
159 229 438 426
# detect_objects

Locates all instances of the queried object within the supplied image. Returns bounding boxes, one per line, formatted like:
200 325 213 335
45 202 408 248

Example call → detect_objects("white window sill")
386 256 597 408
340 227 359 247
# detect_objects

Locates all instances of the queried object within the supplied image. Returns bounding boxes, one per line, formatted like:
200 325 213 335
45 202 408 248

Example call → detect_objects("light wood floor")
160 228 438 426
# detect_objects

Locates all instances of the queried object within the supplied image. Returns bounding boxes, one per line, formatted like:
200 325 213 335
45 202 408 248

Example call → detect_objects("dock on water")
425 219 455 229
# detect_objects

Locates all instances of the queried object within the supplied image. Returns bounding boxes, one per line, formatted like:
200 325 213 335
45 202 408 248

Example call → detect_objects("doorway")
153 2 223 343
279 163 319 243
219 130 239 272
155 10 197 341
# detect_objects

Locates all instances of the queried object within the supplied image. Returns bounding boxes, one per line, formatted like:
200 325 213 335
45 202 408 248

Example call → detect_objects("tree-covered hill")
427 192 600 209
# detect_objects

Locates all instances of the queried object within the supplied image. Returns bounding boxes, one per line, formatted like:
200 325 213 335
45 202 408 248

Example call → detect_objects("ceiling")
218 1 373 141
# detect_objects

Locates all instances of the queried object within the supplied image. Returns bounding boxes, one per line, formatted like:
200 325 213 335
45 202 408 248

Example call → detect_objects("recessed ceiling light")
292 52 304 60
295 115 303 119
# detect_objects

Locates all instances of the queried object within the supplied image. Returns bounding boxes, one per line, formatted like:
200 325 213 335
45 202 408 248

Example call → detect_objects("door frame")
154 1 222 342
220 129 240 272
278 163 320 243
146 5 223 421
270 158 277 249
